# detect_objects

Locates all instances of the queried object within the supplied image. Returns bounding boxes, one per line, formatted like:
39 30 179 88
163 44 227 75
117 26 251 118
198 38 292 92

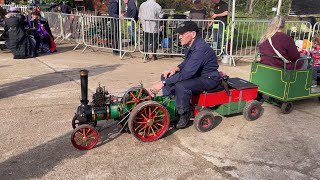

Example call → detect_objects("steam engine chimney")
80 70 89 106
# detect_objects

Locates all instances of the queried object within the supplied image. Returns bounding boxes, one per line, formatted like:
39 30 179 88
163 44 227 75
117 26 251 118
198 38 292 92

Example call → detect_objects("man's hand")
150 81 164 94
212 14 218 19
162 67 180 78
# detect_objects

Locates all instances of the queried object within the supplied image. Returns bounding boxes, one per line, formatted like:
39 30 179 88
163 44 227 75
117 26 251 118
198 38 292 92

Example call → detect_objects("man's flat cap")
175 21 199 34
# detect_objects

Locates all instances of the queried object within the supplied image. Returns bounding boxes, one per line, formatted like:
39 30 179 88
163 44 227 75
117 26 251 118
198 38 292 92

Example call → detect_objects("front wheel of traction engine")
71 124 99 150
194 109 216 132
128 101 170 142
243 100 264 121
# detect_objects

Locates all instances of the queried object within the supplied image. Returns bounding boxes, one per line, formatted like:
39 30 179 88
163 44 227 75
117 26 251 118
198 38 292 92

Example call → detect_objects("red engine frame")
191 78 259 117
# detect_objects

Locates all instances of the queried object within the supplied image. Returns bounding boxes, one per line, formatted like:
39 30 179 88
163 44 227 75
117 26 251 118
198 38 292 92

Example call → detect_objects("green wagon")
250 55 320 113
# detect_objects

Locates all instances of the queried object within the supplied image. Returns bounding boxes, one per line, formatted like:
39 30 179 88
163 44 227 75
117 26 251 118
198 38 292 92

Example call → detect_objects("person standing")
139 0 164 60
60 1 73 14
123 0 138 45
151 21 220 129
211 0 228 50
108 0 121 54
189 0 207 38
4 7 36 59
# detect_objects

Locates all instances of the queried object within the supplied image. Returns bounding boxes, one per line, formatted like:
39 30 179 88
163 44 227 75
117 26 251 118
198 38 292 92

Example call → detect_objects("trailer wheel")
71 125 99 150
243 100 263 121
128 101 169 142
280 102 293 114
72 114 97 129
194 110 216 132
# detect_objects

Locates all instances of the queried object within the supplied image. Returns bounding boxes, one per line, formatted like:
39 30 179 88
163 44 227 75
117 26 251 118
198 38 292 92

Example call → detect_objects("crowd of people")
0 5 56 59
106 0 228 59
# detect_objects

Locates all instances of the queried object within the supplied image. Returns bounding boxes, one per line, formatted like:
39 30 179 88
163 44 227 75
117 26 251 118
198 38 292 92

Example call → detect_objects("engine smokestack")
80 70 89 106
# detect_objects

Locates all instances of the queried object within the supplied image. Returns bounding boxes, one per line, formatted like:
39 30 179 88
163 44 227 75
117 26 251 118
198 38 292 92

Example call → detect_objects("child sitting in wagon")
309 34 320 87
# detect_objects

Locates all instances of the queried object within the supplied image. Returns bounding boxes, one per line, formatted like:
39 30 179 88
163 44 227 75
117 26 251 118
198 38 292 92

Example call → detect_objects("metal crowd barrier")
1 5 28 13
229 20 312 65
40 11 320 64
43 12 64 40
312 22 320 36
60 13 84 47
138 19 225 61
82 15 136 54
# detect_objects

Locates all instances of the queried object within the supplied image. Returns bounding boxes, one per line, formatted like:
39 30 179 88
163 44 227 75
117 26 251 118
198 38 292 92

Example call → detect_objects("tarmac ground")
1 43 320 180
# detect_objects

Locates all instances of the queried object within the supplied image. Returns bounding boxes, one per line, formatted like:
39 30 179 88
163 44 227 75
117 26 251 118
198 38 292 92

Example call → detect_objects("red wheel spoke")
137 88 143 99
77 130 84 136
138 125 147 133
85 129 91 136
87 133 96 138
82 129 86 137
135 121 147 124
152 124 159 131
125 100 135 104
74 136 83 139
142 127 146 137
154 114 165 118
147 126 151 137
129 91 137 100
155 123 164 127
148 107 152 119
150 126 156 136
143 108 148 117
141 112 148 120
154 109 161 116
134 123 144 131
151 107 158 116
154 119 163 123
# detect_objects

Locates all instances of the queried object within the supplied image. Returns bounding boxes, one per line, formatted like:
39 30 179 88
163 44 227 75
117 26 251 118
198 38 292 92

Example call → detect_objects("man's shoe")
176 112 190 129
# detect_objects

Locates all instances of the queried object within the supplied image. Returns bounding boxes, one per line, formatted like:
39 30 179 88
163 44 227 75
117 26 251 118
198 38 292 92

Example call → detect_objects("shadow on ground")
0 64 121 99
0 120 125 179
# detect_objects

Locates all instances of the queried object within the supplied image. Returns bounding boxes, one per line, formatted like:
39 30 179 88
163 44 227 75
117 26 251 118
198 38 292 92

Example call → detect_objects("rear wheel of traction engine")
71 114 97 129
71 124 99 150
194 109 216 132
243 100 264 121
122 87 152 112
280 102 293 114
128 101 169 142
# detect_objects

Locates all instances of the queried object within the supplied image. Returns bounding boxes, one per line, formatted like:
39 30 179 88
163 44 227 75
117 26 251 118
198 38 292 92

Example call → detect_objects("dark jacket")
4 14 26 49
259 32 302 70
108 0 119 18
4 13 35 58
61 4 72 14
126 0 138 21
165 37 219 86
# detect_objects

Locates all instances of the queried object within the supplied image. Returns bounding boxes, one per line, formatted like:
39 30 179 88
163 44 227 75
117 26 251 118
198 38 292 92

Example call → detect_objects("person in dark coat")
4 7 36 59
124 0 138 44
151 21 220 129
61 1 73 14
108 0 120 54
29 11 56 53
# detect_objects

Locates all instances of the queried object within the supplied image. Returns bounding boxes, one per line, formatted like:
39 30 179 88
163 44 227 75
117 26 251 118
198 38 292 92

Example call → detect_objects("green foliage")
235 0 292 16
136 0 292 17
